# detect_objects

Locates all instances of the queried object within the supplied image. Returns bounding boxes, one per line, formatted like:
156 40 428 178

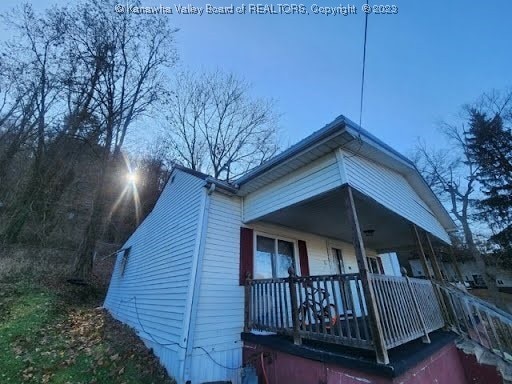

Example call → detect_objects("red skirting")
243 342 470 384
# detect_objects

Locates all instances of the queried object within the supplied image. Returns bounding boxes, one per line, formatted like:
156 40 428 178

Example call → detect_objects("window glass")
255 235 274 279
276 240 295 277
367 257 381 274
255 235 295 278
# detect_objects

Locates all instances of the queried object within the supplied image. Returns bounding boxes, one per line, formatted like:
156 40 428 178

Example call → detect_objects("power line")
359 0 369 128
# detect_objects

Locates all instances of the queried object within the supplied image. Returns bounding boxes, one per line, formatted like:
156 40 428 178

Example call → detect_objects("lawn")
0 280 176 384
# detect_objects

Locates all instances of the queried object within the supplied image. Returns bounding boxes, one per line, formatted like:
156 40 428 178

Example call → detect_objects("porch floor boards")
241 329 458 378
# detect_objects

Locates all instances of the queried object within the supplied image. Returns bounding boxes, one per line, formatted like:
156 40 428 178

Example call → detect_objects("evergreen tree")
466 109 512 254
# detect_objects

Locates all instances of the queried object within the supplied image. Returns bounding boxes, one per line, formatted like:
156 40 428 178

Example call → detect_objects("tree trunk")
72 127 113 280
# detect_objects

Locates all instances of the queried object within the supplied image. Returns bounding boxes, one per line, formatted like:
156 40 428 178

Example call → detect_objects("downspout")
178 183 213 382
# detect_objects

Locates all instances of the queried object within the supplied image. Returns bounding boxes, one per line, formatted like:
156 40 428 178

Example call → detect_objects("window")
366 256 383 274
119 247 131 276
254 235 295 279
332 248 345 274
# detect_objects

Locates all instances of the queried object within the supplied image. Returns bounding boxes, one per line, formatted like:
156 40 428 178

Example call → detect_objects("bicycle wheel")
323 304 338 327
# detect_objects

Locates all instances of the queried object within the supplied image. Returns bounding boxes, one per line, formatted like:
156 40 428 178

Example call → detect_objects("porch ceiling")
258 186 440 252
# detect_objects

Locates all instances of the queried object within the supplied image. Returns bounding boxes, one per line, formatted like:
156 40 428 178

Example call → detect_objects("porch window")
367 256 383 274
254 235 295 279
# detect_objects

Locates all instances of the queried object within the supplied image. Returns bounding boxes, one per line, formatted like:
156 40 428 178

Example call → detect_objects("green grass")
0 282 175 384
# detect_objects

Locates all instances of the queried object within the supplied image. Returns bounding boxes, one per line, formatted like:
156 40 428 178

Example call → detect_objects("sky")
0 0 511 157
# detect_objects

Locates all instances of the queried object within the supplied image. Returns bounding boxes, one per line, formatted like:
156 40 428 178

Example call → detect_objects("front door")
330 247 345 275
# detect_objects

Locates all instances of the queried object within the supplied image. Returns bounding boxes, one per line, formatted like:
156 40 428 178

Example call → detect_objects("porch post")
416 228 451 328
287 267 302 345
412 224 434 280
345 186 389 365
244 273 252 332
449 247 465 283
424 233 445 282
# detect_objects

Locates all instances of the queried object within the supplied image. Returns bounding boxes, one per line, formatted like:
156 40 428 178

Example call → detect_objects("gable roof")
233 114 457 233
172 114 457 234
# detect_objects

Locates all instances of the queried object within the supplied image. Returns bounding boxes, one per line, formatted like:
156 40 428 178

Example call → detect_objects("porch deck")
241 329 458 379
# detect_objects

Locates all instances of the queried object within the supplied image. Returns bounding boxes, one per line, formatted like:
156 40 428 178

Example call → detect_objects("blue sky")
1 0 511 156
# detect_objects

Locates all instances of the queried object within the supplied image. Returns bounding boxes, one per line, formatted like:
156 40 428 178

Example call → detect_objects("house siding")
243 152 343 222
185 205 389 384
104 169 206 381
342 151 451 243
186 191 244 384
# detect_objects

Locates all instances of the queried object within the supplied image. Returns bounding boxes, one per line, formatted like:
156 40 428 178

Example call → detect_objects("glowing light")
108 154 142 227
126 171 138 184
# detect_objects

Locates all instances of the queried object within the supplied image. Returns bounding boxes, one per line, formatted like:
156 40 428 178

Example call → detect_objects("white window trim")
327 245 345 274
366 255 383 274
253 231 301 277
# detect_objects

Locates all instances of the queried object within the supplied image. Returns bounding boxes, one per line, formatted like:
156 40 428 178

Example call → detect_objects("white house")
104 115 458 384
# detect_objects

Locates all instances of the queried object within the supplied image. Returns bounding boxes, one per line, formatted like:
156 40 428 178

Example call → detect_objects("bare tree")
71 0 178 279
164 71 279 181
0 4 67 243
415 125 480 251
414 96 508 296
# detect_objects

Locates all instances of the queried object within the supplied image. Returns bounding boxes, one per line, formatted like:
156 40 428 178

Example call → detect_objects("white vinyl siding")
379 252 402 276
104 169 205 379
342 152 450 243
243 152 343 222
187 192 244 384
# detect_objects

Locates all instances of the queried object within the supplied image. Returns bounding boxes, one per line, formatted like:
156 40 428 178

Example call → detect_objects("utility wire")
359 0 369 128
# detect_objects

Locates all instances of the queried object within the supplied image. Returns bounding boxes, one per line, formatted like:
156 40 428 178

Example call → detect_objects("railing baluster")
322 277 335 337
329 276 342 338
283 279 290 329
296 278 306 331
347 276 361 341
338 275 352 339
355 275 371 342
277 281 284 329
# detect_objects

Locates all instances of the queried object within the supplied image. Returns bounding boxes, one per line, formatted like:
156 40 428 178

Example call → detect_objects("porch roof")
234 114 457 234
257 185 447 250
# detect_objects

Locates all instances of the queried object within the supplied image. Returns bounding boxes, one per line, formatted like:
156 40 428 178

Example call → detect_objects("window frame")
119 246 132 277
329 247 345 274
366 255 383 274
253 231 300 278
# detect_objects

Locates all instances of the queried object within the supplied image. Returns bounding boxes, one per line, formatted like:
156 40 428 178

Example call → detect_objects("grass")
0 278 176 384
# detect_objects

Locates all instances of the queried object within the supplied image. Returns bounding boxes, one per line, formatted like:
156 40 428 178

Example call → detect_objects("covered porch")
243 185 455 364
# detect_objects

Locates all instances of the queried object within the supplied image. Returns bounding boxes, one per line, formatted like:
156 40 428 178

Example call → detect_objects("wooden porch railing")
370 274 444 349
244 271 446 358
246 273 373 349
437 283 512 362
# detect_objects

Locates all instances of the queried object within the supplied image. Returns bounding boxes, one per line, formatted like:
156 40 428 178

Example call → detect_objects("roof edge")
235 115 347 185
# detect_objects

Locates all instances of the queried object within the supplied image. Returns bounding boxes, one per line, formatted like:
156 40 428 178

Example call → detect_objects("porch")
242 185 454 364
244 271 446 360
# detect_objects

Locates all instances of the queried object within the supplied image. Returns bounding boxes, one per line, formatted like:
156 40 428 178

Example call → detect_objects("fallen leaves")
5 300 175 383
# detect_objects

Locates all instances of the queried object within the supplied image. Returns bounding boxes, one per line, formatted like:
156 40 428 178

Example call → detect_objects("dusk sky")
1 0 510 156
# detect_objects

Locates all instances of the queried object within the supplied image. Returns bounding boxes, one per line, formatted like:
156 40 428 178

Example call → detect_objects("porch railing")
437 283 512 362
244 272 446 355
246 273 373 349
370 274 444 349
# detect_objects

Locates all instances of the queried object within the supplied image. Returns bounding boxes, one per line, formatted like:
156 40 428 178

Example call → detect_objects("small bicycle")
298 283 338 330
